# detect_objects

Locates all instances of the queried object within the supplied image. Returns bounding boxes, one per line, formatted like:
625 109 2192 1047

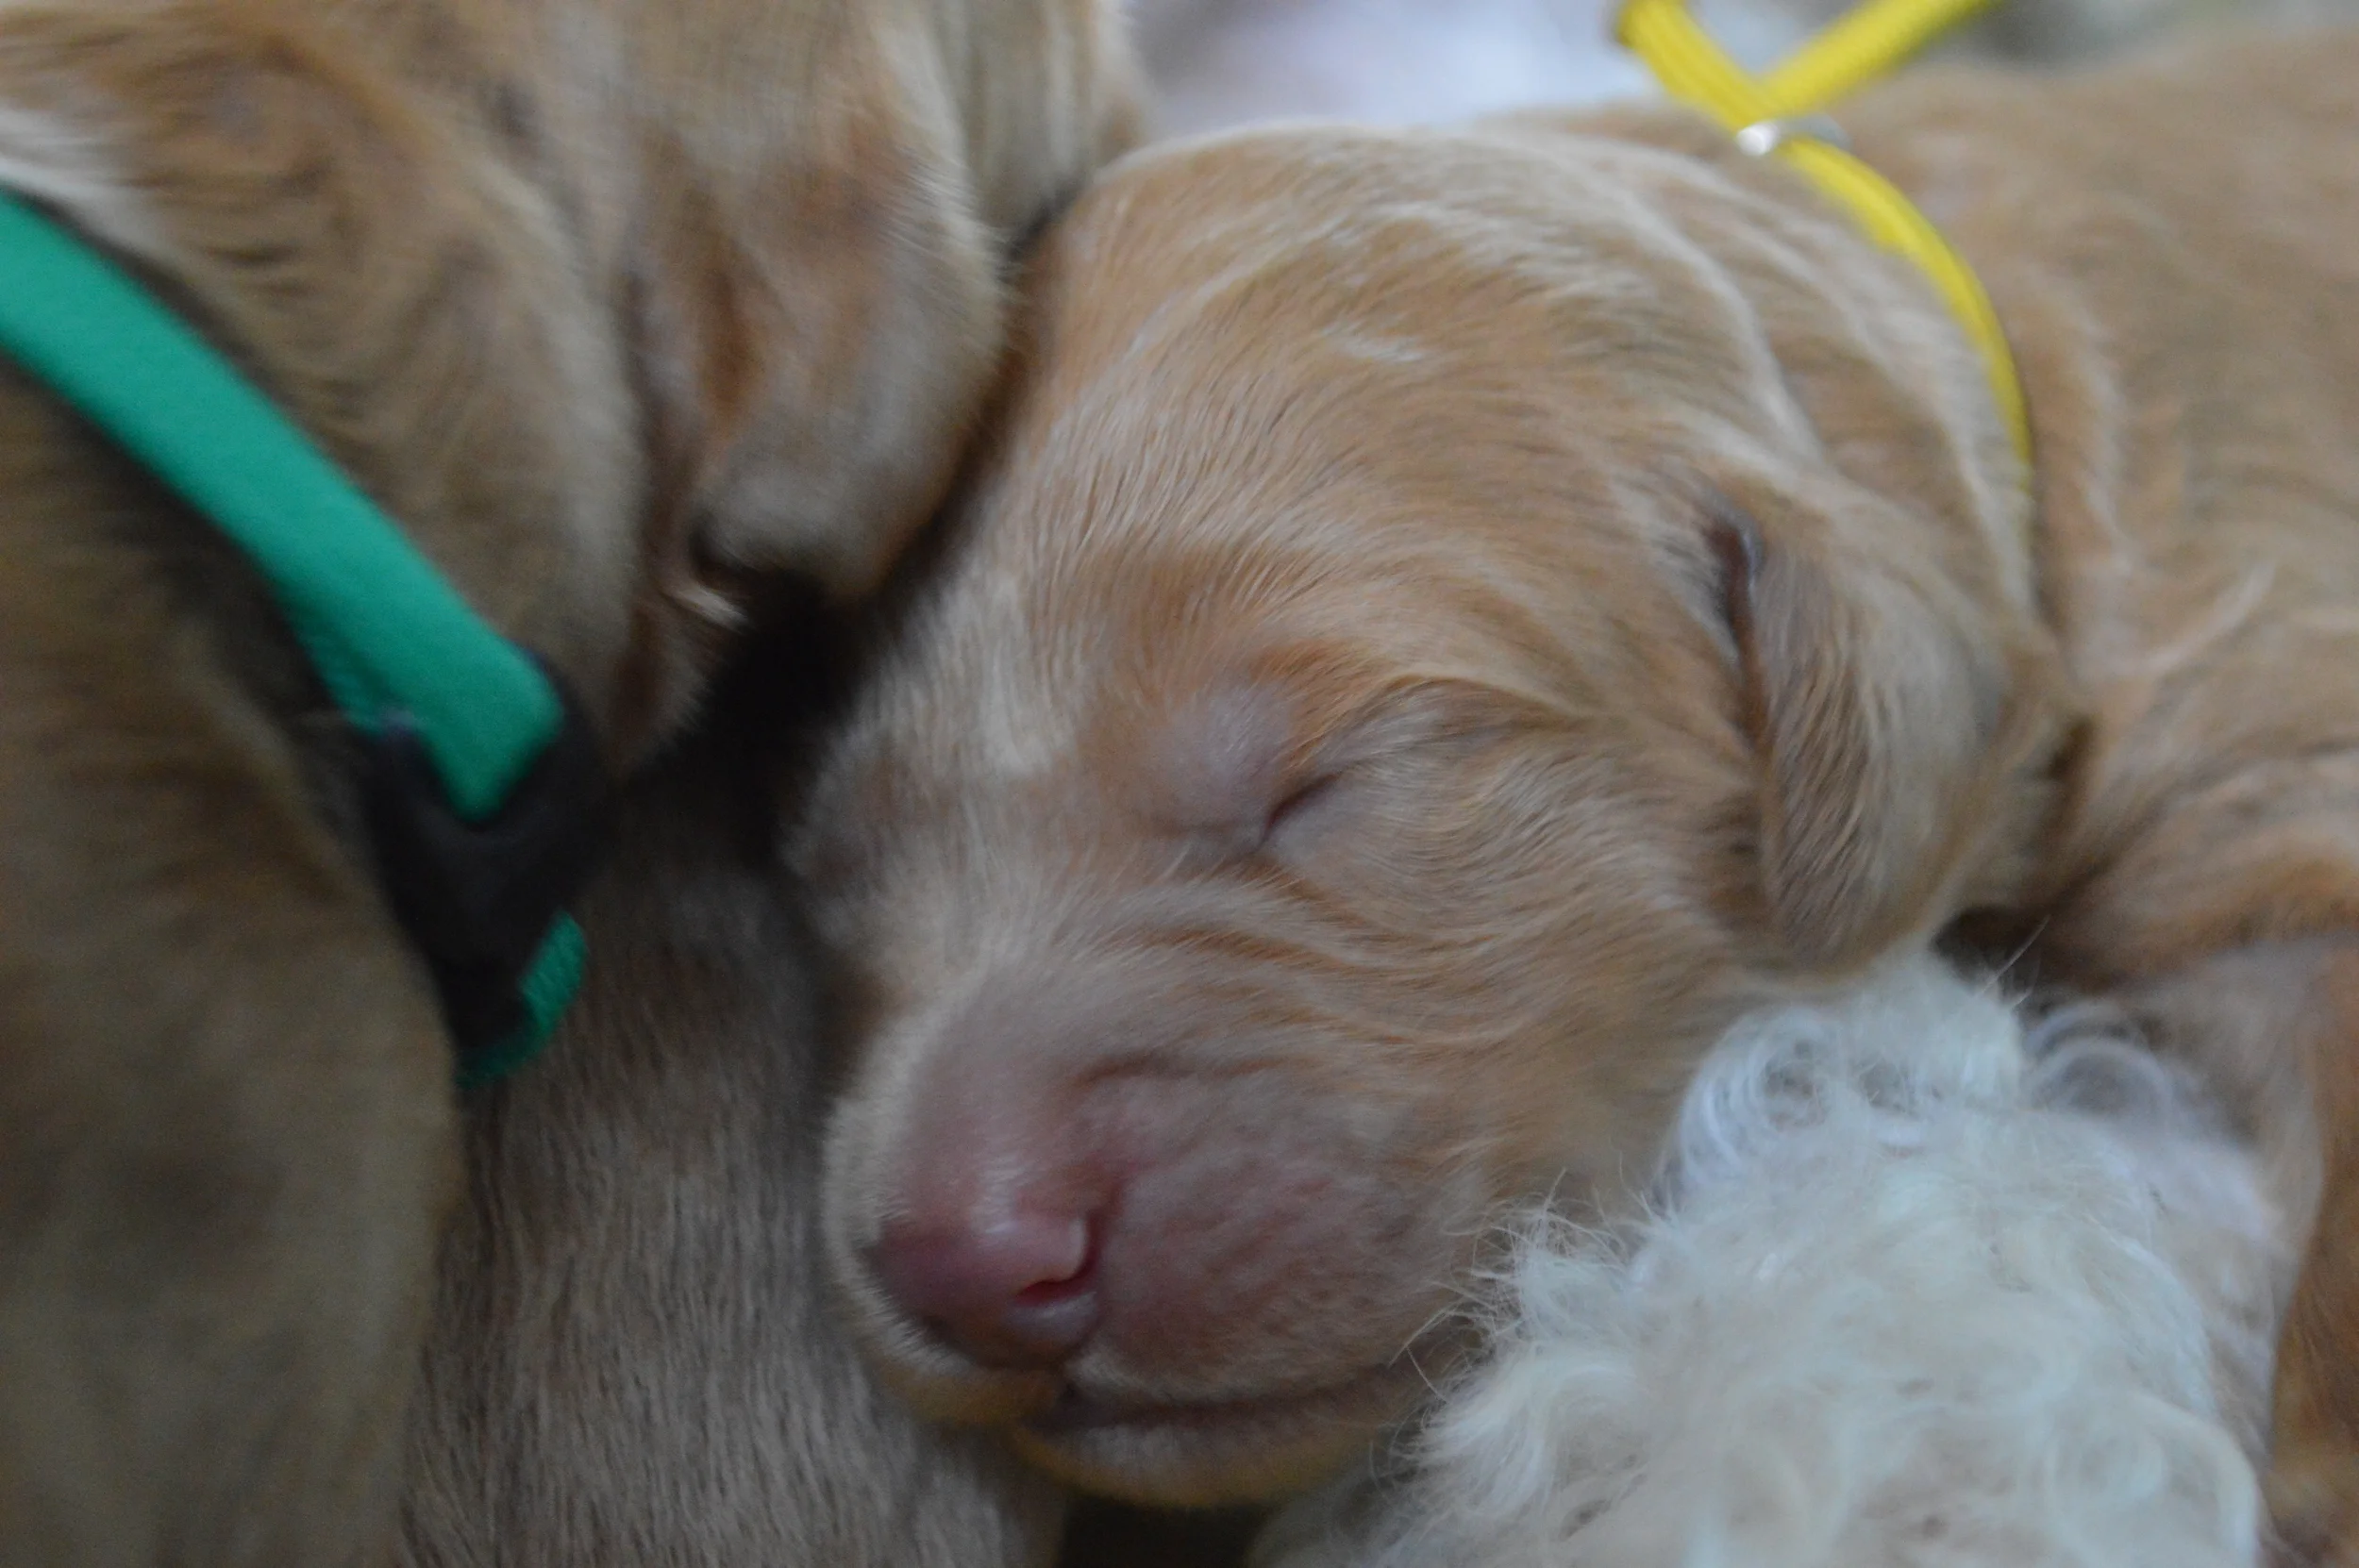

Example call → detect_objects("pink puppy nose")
869 1209 1102 1370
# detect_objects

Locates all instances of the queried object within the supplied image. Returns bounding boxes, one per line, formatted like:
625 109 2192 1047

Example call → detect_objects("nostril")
870 1209 1104 1371
1014 1272 1090 1309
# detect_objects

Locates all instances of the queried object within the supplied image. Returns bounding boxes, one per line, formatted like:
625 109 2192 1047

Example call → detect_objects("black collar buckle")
354 661 610 1079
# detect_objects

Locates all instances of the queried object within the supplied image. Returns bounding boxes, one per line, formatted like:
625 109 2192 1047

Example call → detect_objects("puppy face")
798 123 2069 1504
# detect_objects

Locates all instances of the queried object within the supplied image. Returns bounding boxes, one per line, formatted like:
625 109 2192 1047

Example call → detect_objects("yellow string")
1615 0 2031 465
1762 0 1998 113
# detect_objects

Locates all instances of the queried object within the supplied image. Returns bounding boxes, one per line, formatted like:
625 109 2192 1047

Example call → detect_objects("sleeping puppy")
792 26 2359 1557
0 1 1131 1563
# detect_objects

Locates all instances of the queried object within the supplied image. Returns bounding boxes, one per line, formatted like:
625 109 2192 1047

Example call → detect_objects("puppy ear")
622 0 1139 608
619 24 1012 618
1709 476 2065 968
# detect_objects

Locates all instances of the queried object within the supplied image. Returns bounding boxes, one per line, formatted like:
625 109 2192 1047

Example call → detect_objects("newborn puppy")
1255 958 2289 1568
0 1 1131 1562
792 25 2359 1552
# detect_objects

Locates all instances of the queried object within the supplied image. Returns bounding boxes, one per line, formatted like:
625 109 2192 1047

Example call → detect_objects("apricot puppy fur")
794 30 2359 1556
0 1 1131 1563
400 653 1073 1568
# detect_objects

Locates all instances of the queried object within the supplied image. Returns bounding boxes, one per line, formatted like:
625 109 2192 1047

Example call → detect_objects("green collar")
0 191 605 1085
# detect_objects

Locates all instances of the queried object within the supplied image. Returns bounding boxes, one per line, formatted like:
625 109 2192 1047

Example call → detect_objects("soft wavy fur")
1258 958 2292 1568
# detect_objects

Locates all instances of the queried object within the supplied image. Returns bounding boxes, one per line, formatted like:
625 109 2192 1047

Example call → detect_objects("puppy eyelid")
1258 769 1347 853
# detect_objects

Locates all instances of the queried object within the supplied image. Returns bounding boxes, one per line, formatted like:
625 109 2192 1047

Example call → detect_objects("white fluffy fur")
1256 957 2292 1568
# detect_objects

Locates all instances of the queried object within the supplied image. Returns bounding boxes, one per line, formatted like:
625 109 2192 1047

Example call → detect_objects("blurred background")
1129 0 2355 137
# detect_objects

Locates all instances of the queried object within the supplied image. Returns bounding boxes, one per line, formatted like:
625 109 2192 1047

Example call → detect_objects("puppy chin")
1007 1363 1430 1507
862 1342 1069 1430
845 1276 1429 1505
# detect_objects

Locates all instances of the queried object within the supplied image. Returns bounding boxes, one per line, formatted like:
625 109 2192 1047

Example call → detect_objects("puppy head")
0 0 1136 755
795 123 2070 1504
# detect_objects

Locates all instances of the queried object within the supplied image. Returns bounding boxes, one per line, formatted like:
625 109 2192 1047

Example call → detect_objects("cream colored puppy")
795 30 2359 1559
0 1 1132 1563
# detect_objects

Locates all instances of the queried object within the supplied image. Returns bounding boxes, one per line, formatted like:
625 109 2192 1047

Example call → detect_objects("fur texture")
398 657 1065 1568
1254 958 2289 1568
789 28 2359 1553
0 2 1134 1563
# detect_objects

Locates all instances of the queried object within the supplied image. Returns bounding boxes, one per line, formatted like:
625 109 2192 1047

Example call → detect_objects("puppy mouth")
1009 1362 1431 1506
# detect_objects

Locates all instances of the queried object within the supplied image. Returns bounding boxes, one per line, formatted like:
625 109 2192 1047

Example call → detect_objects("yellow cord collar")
1616 0 2032 466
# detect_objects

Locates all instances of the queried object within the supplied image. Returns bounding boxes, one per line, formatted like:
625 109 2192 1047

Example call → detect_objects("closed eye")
1260 770 1349 857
